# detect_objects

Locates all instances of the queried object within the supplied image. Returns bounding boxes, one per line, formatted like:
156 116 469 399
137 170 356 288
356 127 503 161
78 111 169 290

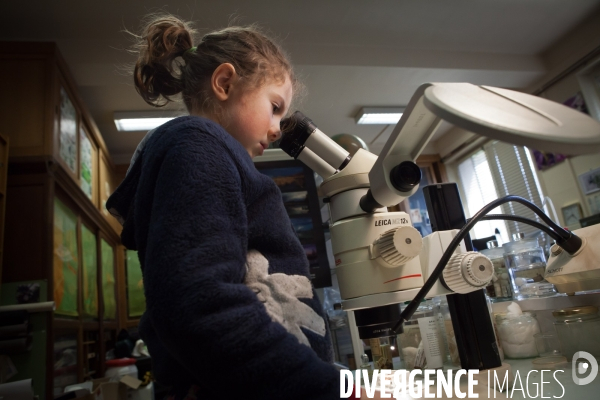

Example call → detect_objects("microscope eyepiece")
279 111 352 177
390 161 421 192
279 111 316 158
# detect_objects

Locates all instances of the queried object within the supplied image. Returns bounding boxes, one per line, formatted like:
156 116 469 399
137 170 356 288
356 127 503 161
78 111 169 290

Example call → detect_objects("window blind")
484 141 544 237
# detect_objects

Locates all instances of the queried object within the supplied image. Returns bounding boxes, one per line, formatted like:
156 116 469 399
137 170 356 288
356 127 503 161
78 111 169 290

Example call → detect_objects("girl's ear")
211 63 237 101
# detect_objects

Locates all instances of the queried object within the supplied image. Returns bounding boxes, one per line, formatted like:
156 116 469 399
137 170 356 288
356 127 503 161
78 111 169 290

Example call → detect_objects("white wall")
533 68 600 226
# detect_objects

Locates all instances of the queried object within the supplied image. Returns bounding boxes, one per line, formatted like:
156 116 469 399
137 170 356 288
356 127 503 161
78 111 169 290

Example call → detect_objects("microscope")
279 82 600 371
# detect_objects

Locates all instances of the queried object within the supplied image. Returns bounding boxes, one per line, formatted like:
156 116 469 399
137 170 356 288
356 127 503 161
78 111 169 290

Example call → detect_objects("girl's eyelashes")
272 103 280 114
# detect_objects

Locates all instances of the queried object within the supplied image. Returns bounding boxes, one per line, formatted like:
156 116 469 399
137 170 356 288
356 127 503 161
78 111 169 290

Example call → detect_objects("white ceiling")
2 0 600 162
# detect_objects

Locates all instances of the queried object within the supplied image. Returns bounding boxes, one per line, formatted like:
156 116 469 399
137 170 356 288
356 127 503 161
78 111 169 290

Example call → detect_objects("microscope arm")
368 83 600 209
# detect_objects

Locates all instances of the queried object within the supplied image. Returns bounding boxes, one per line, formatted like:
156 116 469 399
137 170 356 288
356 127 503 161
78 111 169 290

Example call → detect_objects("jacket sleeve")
139 135 341 399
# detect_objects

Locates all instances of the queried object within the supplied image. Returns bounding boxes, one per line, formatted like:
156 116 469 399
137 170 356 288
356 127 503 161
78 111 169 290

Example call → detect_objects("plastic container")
503 237 556 299
552 306 600 360
495 311 541 358
480 241 512 302
105 358 138 380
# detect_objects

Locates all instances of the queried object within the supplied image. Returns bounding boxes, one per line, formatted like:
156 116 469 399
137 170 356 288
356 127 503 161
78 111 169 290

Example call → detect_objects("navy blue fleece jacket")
106 116 341 399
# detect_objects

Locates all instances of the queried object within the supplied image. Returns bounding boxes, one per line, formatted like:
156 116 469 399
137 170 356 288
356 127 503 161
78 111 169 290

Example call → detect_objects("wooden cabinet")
0 43 130 400
0 133 8 297
0 42 119 230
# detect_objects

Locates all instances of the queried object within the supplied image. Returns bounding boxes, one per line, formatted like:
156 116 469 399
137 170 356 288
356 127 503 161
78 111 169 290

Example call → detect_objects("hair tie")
186 46 197 54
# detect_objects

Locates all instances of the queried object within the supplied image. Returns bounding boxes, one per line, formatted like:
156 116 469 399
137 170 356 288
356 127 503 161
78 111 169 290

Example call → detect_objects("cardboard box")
95 375 142 400
94 381 127 400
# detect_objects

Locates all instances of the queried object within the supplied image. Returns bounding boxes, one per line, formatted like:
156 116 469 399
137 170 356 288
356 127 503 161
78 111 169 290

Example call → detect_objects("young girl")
106 14 345 399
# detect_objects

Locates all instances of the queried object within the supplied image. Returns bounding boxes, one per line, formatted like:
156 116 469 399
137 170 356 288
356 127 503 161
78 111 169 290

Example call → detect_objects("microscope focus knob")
375 226 423 267
443 252 494 293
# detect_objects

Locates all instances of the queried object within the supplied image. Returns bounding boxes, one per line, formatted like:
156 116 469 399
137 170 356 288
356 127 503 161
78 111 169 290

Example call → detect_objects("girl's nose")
269 126 282 142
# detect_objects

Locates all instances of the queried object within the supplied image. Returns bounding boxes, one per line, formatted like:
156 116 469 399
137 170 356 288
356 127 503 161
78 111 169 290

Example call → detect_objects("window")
457 141 546 243
458 150 509 243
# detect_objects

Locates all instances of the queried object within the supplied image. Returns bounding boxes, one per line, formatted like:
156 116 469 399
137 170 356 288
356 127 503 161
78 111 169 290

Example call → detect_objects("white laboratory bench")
352 291 600 399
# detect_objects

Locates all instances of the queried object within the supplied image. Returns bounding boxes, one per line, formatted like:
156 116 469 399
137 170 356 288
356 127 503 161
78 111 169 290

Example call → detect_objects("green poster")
80 127 93 199
81 225 98 318
53 198 79 317
101 239 116 320
126 250 145 318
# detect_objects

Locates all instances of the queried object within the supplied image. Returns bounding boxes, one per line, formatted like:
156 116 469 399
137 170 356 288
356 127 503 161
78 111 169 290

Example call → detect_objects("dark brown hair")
132 14 298 113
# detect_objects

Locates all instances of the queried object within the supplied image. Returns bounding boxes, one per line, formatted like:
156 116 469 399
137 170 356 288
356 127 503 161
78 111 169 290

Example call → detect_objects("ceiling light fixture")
114 111 187 132
355 107 405 125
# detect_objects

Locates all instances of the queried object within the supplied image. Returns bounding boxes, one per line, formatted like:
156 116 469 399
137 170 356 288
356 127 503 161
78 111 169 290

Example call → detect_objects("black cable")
472 214 562 241
393 195 581 334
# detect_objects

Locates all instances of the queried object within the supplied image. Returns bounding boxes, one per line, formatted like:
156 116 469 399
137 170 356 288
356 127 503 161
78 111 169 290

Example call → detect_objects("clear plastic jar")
503 237 556 299
432 296 450 365
481 241 512 302
552 306 600 360
495 312 541 358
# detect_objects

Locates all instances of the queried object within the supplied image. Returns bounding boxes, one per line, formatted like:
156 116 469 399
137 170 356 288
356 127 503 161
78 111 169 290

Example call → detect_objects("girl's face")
222 75 293 158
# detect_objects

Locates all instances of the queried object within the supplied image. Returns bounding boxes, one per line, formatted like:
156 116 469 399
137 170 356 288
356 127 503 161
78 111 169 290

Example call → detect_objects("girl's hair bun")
133 15 196 106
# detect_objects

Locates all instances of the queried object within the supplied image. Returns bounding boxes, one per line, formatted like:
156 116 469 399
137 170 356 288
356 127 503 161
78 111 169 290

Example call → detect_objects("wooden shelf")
53 319 80 330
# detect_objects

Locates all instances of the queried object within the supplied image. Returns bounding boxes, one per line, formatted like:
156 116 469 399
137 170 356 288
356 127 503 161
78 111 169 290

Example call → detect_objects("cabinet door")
81 224 98 319
79 124 97 205
0 132 8 195
101 238 117 320
0 133 7 291
53 198 79 317
125 249 145 318
99 152 122 234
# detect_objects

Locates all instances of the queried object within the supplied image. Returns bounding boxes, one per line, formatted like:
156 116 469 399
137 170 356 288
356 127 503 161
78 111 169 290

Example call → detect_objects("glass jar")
533 332 562 357
503 237 556 299
359 354 374 380
481 241 513 302
552 306 600 360
495 311 541 358
396 300 444 370
432 296 460 367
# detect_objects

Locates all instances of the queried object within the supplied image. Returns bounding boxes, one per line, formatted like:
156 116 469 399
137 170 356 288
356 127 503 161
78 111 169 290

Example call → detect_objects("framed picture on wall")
578 167 600 195
562 202 583 228
59 86 78 175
